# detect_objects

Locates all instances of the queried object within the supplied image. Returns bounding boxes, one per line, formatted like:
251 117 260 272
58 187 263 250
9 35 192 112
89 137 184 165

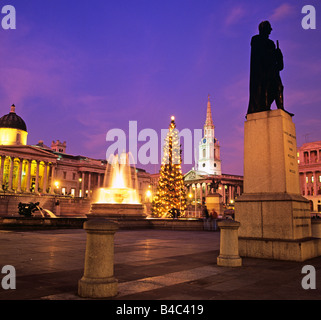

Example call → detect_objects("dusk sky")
1 0 320 175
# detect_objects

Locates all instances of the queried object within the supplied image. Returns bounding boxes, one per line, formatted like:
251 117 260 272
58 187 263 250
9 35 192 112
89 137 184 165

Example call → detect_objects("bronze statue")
18 202 40 217
247 21 293 116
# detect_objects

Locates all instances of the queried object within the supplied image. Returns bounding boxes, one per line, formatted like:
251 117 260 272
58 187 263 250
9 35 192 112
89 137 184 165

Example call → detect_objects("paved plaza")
0 228 321 300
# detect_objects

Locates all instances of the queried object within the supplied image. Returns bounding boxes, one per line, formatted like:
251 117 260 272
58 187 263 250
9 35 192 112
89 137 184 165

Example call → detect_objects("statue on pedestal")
247 21 293 116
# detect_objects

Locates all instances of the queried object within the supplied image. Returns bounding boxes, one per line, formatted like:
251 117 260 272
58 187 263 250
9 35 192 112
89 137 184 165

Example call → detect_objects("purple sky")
1 1 321 175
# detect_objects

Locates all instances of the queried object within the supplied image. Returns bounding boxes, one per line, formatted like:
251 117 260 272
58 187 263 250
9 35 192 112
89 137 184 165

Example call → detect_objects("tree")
152 116 187 218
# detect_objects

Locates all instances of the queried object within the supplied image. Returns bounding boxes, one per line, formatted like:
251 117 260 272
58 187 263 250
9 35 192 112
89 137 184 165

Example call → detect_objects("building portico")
0 145 58 194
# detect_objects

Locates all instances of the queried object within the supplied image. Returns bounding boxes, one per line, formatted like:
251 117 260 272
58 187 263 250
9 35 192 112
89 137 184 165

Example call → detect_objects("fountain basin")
88 203 146 220
95 187 140 205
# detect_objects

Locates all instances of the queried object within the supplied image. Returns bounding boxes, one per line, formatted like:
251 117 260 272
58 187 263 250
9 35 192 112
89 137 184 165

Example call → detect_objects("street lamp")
54 181 59 194
146 189 152 201
188 193 193 202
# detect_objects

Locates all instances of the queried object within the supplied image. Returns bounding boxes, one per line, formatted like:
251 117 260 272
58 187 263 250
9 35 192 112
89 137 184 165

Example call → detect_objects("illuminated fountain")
88 153 146 220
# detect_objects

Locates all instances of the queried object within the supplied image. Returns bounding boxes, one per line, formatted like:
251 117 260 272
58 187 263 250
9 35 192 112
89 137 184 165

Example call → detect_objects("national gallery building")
0 105 151 216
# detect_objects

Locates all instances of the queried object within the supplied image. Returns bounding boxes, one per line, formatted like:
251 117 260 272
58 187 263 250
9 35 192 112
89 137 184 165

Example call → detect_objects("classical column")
313 171 317 196
81 172 85 197
200 183 203 204
97 173 101 189
17 158 23 193
304 172 308 196
8 157 14 191
34 160 40 193
222 185 226 204
26 160 32 193
0 155 4 192
43 162 48 193
88 172 91 198
50 164 56 194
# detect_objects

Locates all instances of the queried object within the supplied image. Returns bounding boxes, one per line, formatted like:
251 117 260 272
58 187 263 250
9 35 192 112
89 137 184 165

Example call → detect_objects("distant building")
198 95 222 175
298 140 321 213
0 104 151 216
184 96 243 213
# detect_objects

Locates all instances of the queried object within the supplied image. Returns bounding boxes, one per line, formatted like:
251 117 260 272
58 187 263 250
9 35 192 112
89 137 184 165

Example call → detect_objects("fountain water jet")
88 153 146 220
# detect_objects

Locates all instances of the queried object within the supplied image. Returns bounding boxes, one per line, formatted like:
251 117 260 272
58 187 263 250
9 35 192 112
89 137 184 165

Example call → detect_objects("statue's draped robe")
247 35 284 114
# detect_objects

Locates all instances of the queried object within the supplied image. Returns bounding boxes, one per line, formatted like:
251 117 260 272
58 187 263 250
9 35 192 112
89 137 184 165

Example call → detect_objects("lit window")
306 177 308 183
319 176 321 183
312 176 314 183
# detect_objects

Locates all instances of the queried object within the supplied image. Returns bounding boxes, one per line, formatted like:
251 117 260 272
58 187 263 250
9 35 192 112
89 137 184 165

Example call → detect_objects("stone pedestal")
217 220 242 267
235 109 321 261
78 219 118 298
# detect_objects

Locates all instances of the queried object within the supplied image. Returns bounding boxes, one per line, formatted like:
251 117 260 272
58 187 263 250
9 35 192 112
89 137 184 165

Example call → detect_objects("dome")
0 104 27 132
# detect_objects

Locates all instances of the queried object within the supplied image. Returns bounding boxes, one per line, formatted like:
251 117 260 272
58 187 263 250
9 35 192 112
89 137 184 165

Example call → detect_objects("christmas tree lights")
151 116 187 218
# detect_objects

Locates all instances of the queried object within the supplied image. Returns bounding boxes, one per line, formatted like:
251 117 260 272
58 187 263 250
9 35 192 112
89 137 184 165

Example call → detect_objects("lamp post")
79 178 82 197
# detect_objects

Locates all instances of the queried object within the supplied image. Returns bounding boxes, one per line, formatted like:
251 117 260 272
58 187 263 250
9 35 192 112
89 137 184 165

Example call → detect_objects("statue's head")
259 21 272 37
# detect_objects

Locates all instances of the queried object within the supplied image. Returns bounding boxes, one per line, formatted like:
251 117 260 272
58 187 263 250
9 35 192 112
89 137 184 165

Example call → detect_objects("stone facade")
298 140 321 213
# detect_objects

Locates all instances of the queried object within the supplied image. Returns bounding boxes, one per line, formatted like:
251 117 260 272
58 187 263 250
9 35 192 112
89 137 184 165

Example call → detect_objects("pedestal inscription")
243 109 300 194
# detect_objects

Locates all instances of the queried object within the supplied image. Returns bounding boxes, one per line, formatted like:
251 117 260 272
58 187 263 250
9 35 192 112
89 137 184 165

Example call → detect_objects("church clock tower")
198 95 221 175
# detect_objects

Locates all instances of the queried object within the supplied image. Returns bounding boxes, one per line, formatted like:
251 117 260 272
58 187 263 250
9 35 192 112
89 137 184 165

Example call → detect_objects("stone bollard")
78 218 118 298
217 220 242 267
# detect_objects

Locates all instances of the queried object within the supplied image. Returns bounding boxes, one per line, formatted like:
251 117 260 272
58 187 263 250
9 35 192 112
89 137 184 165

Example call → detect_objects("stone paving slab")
0 229 321 302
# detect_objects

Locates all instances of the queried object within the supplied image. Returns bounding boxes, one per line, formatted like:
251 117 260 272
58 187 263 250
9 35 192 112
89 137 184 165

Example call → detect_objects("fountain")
88 153 146 220
18 202 57 218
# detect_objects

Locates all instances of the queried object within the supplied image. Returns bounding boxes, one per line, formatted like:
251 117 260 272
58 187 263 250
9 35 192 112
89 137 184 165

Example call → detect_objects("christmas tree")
152 116 187 218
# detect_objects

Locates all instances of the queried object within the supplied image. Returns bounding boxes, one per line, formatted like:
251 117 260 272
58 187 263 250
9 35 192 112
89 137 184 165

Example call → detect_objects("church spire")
205 94 214 127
